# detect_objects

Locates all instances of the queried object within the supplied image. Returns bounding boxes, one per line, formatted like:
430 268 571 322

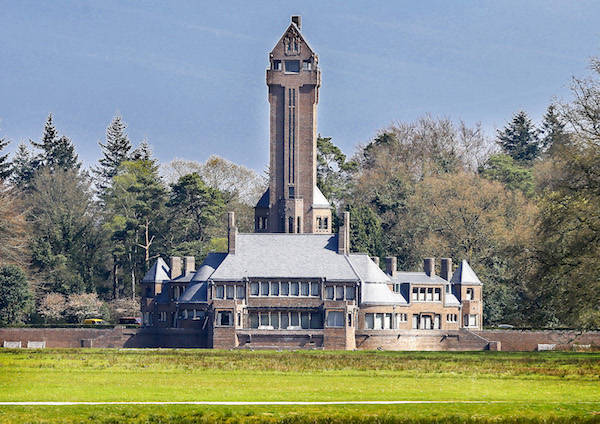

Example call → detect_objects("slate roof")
392 272 448 285
450 260 482 285
444 293 461 307
142 257 170 283
347 254 390 283
191 253 227 282
255 188 269 209
209 233 359 282
312 186 331 208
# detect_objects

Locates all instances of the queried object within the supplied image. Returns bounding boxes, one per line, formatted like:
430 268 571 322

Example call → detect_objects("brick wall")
476 330 600 351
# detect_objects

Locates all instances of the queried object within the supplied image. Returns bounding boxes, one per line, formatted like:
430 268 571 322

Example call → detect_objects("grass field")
0 349 599 423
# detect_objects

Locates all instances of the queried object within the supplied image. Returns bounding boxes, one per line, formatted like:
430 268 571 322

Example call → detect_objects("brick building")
140 17 484 350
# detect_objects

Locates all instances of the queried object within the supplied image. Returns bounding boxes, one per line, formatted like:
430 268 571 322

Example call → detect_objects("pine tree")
93 115 132 197
30 114 58 167
131 139 153 162
9 143 36 190
497 111 541 164
0 138 11 181
540 104 570 154
30 114 80 172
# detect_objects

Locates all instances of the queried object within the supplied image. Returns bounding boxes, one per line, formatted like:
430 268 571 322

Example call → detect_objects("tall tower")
255 16 332 234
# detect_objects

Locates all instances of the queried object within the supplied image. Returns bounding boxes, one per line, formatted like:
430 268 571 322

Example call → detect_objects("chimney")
384 256 397 276
228 212 237 254
371 256 380 266
183 256 195 275
440 258 452 281
424 257 435 277
291 15 301 30
170 256 182 280
337 211 350 255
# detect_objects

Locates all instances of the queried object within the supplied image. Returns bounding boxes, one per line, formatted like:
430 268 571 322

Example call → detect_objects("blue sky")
1 1 599 171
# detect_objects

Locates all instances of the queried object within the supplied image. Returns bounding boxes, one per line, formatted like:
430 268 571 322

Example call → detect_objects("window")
434 314 440 329
301 282 309 296
288 216 294 233
310 312 323 329
396 313 407 327
182 309 188 319
226 285 234 299
365 313 374 329
412 288 418 301
281 281 289 296
260 281 270 296
217 311 232 326
412 314 419 329
419 288 426 301
259 312 270 327
345 286 355 300
434 288 441 301
348 313 352 327
326 311 344 327
317 217 322 229
311 282 320 297
236 285 245 299
335 286 344 301
324 217 328 229
445 284 450 294
302 59 311 70
280 312 289 329
465 314 477 327
271 312 279 329
215 285 224 299
285 60 300 73
272 60 282 70
271 281 279 296
297 217 301 233
291 282 300 296
301 312 310 329
325 286 334 300
384 313 392 329
250 282 259 296
426 288 433 301
466 288 474 300
290 312 299 327
374 313 383 329
446 314 457 323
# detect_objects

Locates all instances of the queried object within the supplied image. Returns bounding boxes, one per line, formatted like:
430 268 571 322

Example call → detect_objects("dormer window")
272 60 282 70
285 60 300 73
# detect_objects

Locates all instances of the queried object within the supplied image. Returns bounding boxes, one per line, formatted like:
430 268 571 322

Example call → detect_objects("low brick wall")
0 327 210 349
475 330 600 351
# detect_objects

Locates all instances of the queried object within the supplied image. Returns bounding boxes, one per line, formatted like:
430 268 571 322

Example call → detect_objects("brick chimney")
440 258 452 281
183 256 195 275
424 258 435 277
228 212 237 254
337 211 350 255
170 256 182 280
384 256 397 276
291 15 301 30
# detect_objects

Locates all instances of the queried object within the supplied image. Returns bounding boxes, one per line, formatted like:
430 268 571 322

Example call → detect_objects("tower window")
303 60 311 70
297 217 301 233
285 60 300 73
272 60 282 70
288 217 294 233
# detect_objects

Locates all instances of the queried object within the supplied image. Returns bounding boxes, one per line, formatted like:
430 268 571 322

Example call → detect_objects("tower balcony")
266 69 320 87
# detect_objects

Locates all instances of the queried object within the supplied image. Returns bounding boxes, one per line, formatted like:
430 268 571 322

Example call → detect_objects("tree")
479 153 534 196
0 182 29 267
540 104 570 154
131 139 152 161
9 143 36 190
28 169 105 294
0 137 11 181
93 115 132 198
497 111 541 164
346 204 384 257
38 293 67 322
0 265 32 326
30 114 80 172
316 136 356 206
167 172 224 257
65 293 107 323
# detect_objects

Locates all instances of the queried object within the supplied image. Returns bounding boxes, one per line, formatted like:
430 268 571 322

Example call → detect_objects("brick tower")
255 16 332 234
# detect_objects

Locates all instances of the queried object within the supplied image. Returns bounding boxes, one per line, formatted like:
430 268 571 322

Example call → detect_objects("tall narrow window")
297 216 301 233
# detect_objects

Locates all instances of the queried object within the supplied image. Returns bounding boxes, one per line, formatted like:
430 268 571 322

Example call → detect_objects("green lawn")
0 349 599 423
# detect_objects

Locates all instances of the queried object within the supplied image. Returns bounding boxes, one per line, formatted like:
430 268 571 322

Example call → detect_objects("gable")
271 23 315 60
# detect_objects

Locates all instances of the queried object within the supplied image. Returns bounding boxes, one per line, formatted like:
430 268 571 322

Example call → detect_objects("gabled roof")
451 260 482 285
271 22 315 56
312 186 331 209
142 257 170 283
360 282 408 306
255 188 269 209
191 253 227 282
178 282 208 303
209 233 359 281
444 292 461 307
347 254 390 283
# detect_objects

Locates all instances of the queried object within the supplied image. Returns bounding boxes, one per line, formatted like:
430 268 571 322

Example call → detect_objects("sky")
1 0 599 172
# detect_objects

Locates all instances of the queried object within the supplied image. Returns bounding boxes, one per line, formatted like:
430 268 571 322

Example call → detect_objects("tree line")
1 58 599 329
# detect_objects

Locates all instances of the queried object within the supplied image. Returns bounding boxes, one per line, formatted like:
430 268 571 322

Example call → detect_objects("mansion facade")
140 17 484 350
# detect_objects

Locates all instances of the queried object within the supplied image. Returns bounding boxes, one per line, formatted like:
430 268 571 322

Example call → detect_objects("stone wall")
476 330 600 351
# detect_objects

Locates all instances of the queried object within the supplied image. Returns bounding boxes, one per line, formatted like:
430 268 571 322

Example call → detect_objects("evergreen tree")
0 265 32 325
94 115 132 197
30 114 80 172
0 138 11 181
540 104 570 154
9 143 36 190
497 111 541 164
131 139 152 162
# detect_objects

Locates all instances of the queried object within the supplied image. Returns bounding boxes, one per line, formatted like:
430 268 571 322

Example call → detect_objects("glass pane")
365 313 374 329
345 286 355 300
261 281 269 296
285 60 300 73
236 285 245 299
280 282 289 296
250 282 259 296
290 312 299 326
301 282 309 296
310 282 320 296
249 313 259 328
271 313 279 329
226 285 234 299
291 282 299 296
310 312 323 329
335 286 344 300
384 313 392 329
374 313 383 329
216 285 224 299
271 282 279 296
301 312 310 329
260 313 269 326
325 286 334 299
281 313 289 329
